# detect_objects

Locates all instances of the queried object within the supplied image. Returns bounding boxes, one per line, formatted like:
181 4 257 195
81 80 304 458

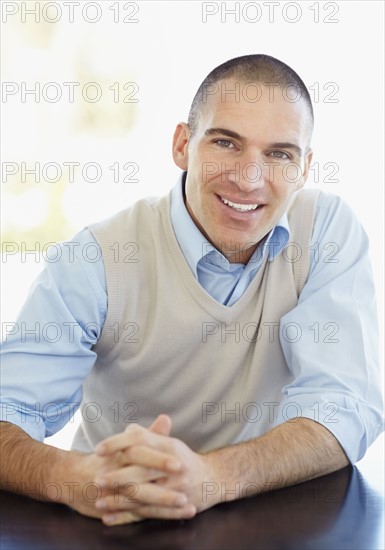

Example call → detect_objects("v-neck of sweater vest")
158 194 270 325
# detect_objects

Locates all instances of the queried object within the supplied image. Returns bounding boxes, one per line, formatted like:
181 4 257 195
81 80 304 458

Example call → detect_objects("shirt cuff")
270 393 384 464
0 402 46 441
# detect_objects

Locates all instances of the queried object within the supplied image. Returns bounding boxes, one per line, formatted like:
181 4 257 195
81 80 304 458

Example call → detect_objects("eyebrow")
204 128 304 157
205 128 243 140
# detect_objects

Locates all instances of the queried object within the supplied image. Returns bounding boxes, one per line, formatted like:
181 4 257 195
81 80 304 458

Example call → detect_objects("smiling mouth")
220 196 260 212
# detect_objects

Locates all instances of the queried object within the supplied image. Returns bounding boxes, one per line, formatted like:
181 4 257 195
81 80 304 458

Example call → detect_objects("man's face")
173 78 313 263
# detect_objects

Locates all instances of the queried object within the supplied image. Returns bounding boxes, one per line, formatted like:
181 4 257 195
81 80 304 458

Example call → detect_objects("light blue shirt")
1 173 384 463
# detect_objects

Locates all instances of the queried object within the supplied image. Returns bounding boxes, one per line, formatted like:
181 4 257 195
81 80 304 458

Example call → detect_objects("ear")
296 149 313 190
172 122 190 170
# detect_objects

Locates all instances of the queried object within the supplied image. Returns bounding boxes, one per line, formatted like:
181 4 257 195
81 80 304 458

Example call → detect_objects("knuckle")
176 476 189 492
136 506 153 518
125 423 140 435
149 467 163 479
169 438 181 453
122 447 134 461
124 424 145 444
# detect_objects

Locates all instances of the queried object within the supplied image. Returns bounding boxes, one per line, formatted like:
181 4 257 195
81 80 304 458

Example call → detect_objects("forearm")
206 418 349 504
0 421 74 503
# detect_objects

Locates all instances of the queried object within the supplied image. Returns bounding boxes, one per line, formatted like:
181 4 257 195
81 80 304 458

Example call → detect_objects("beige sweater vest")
72 188 320 452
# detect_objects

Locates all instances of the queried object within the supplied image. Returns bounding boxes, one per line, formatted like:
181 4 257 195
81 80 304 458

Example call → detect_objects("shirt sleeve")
0 229 107 441
275 192 384 463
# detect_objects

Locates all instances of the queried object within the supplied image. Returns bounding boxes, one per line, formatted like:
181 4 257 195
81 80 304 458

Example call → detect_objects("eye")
213 139 236 149
267 150 291 160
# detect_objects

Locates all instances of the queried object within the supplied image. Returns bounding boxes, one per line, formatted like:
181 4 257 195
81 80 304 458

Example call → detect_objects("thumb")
149 414 172 436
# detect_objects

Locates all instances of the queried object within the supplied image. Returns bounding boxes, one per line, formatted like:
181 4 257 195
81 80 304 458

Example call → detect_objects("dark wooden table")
0 466 383 550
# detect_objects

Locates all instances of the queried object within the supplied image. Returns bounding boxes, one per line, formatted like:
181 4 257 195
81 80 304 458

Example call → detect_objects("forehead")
198 78 311 144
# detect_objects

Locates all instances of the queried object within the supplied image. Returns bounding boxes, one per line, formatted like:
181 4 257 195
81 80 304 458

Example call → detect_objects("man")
1 54 383 526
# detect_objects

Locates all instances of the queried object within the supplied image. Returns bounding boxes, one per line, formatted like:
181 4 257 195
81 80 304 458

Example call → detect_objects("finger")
96 466 164 493
102 510 142 525
95 423 169 457
149 414 172 436
96 450 128 473
96 414 172 457
139 503 196 520
96 464 167 490
96 484 188 512
98 445 183 478
123 444 182 472
102 503 196 526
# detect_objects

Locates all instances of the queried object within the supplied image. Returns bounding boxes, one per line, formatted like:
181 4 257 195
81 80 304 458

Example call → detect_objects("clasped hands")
89 414 218 526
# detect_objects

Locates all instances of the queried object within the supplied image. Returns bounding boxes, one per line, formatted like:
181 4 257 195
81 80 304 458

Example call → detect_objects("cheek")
185 181 208 222
269 175 296 198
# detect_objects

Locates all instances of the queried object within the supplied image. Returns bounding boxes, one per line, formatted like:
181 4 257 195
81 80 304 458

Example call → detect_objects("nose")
227 155 266 192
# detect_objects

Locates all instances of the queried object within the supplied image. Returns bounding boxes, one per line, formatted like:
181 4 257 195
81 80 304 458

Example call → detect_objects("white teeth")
221 197 259 212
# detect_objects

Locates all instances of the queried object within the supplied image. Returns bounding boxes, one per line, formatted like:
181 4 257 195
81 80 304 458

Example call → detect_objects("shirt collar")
170 171 290 276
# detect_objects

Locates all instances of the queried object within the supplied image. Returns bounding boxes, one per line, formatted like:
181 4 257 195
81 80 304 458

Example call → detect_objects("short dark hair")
187 54 314 137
